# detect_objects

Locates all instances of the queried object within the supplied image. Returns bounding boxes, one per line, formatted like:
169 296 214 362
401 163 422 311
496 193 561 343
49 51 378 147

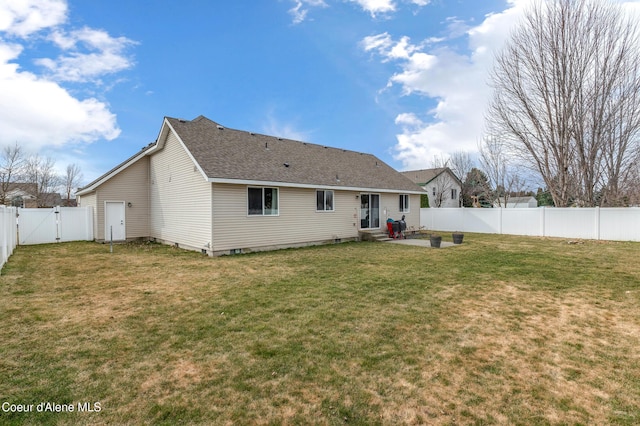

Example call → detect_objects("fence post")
595 206 600 240
1 206 6 271
55 206 61 243
540 206 546 237
461 206 465 233
86 206 94 241
10 207 16 255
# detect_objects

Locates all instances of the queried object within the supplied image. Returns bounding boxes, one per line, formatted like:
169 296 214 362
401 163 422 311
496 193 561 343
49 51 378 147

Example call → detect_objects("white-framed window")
316 190 334 211
248 187 279 216
451 188 458 200
399 194 409 213
432 187 436 196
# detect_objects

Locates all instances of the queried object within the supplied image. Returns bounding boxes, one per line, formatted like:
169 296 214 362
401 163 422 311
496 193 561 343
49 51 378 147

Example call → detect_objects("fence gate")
18 207 94 245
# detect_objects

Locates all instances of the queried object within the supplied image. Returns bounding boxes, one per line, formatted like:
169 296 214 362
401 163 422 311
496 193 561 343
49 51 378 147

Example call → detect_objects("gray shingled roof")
167 116 423 193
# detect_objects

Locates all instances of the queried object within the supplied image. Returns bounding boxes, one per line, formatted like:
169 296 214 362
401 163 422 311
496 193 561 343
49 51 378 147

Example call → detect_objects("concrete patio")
387 238 457 248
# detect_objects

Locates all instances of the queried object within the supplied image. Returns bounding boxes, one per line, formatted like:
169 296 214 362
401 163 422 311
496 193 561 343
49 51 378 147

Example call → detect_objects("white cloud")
289 0 429 23
0 49 119 150
349 0 395 17
362 32 421 61
0 0 133 153
261 111 312 142
0 0 67 37
361 33 393 53
289 0 328 24
363 2 533 169
36 27 136 83
620 0 640 16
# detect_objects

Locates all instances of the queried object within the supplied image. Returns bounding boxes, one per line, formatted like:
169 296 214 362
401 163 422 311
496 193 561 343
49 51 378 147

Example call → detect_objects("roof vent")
216 125 224 130
178 119 187 123
249 132 254 135
284 162 290 168
277 137 283 140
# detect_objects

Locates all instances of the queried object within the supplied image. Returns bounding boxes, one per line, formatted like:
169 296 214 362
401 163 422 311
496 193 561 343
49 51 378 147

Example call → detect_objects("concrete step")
359 230 393 242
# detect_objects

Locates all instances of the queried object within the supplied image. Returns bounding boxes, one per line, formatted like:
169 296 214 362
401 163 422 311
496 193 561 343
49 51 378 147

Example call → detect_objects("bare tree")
487 0 640 207
64 164 83 206
449 151 473 183
478 135 509 206
618 149 640 206
478 134 529 207
448 151 475 207
24 155 61 207
0 143 25 205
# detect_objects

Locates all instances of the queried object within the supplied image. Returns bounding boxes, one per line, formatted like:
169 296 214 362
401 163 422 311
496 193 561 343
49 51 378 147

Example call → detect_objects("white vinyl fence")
0 206 18 272
421 207 640 242
18 206 94 245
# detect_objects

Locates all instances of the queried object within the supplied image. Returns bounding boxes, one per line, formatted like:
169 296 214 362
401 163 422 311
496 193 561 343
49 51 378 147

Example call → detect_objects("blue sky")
1 0 639 186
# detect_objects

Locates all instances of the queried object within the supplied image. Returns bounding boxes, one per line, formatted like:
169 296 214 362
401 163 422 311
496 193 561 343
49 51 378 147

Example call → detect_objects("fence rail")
421 207 640 242
0 206 18 273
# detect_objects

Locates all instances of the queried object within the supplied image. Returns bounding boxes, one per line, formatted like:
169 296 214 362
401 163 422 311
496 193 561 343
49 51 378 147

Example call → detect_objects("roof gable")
165 116 423 193
401 168 462 186
76 143 155 196
5 182 37 196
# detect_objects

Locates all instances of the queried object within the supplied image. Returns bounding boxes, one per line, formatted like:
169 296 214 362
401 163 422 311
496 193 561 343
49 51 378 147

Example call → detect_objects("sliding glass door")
360 193 380 229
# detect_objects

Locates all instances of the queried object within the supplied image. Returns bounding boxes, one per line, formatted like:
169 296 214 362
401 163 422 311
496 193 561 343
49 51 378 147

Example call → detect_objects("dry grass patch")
0 236 639 425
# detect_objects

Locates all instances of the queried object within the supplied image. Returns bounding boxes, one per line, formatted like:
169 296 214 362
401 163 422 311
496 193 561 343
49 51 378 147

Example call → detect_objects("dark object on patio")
430 234 442 248
387 217 407 239
452 232 464 244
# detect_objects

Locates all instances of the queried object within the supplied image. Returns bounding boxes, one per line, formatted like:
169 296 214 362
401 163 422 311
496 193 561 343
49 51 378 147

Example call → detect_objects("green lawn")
0 235 639 425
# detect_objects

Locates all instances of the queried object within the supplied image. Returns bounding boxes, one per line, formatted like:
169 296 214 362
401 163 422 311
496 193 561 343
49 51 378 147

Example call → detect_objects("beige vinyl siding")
380 193 420 232
77 158 150 241
150 131 211 250
93 157 150 240
211 184 360 252
77 192 98 239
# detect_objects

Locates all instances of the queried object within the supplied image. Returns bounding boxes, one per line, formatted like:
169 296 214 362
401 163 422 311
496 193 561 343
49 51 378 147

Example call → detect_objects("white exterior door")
105 201 126 241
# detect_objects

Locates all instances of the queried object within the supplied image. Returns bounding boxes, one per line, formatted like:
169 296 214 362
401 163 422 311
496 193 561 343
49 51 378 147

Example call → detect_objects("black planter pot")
430 235 442 248
452 233 464 244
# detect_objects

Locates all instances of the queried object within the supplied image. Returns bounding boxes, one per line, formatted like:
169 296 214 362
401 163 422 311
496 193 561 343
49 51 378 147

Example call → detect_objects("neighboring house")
39 192 63 207
494 196 538 208
401 168 462 208
2 183 37 207
1 183 62 208
76 115 424 255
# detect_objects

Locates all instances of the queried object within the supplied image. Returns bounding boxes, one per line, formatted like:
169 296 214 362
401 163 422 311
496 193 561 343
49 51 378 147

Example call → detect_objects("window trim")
247 186 279 216
451 188 458 200
316 189 335 212
399 194 410 213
